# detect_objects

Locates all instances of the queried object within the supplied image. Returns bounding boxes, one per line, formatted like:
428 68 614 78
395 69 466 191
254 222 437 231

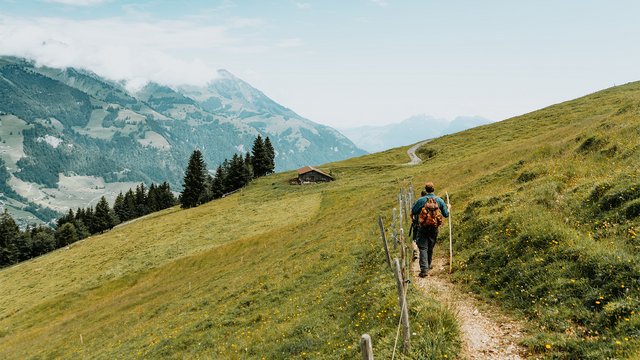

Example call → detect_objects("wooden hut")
296 166 334 183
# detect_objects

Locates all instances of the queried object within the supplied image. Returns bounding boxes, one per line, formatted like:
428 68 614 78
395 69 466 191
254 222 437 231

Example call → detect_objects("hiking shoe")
418 271 428 278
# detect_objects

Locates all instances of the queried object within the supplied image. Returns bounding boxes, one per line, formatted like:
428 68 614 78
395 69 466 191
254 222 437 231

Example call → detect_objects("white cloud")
0 15 262 88
276 37 303 48
370 0 388 6
294 2 311 10
44 0 107 6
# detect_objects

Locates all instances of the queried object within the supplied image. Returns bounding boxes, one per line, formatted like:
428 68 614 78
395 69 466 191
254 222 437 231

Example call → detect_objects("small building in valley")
296 166 334 184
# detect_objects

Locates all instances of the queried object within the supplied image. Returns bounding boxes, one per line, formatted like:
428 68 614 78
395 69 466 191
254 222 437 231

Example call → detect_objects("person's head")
421 190 427 197
424 182 435 194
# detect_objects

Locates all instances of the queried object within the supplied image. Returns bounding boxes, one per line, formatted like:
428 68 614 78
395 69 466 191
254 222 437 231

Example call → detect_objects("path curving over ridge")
405 140 432 165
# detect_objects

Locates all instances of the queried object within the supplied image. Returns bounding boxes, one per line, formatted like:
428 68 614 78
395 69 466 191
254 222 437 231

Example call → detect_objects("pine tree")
226 153 247 190
84 207 98 234
135 183 148 217
94 196 116 233
181 149 208 208
30 227 56 257
55 223 77 247
0 210 20 266
244 152 252 173
113 192 126 223
264 136 276 174
124 189 136 221
56 208 75 228
146 183 159 212
158 182 177 209
211 165 225 199
251 135 269 178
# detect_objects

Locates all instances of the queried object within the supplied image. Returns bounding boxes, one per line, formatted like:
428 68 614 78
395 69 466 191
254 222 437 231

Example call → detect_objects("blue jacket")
411 193 449 219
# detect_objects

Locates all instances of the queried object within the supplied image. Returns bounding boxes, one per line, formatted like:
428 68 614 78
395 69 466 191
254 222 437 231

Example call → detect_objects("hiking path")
407 139 527 359
406 140 431 165
412 257 526 359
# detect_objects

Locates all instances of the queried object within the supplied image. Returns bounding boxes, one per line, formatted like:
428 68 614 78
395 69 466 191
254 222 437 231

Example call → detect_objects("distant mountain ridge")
340 115 492 152
0 56 365 225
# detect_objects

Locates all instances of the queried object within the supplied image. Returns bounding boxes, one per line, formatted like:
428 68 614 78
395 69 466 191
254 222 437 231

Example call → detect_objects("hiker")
410 190 427 260
411 182 450 277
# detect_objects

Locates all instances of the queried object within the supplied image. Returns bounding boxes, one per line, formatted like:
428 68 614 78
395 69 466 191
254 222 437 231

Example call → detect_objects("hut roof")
297 166 333 179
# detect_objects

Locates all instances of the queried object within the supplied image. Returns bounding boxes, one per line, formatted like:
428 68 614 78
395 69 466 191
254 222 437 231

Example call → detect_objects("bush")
625 199 640 219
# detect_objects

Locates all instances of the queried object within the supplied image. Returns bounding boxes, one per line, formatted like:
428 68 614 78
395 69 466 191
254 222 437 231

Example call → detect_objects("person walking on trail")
411 182 450 277
410 190 427 261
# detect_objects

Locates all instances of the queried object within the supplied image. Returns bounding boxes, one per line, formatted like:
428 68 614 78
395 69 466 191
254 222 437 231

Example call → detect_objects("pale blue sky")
0 0 638 127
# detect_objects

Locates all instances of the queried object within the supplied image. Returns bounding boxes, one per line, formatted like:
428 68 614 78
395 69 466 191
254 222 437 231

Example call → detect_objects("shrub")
577 136 608 153
625 199 640 219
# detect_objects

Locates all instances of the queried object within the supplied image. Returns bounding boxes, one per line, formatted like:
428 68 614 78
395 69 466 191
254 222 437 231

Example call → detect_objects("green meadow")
1 81 640 359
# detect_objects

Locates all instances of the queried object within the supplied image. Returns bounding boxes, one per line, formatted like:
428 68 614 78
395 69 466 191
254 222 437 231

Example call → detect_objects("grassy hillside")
0 152 459 358
1 80 639 359
412 82 640 358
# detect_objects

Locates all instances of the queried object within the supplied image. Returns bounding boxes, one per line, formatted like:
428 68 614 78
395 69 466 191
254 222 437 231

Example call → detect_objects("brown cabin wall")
298 171 332 183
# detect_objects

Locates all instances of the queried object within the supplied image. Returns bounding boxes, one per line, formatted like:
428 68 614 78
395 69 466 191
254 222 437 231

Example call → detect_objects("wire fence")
362 182 415 358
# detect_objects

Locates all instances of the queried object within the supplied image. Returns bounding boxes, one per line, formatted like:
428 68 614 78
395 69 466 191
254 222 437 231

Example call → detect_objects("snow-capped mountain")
0 56 365 225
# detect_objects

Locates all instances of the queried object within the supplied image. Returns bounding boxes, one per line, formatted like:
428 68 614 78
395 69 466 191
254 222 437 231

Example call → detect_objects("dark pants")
416 226 438 273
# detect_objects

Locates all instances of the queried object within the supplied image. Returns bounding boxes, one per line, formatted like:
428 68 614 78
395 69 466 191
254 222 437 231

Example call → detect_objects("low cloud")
370 0 388 6
276 38 303 48
44 0 108 6
0 15 261 88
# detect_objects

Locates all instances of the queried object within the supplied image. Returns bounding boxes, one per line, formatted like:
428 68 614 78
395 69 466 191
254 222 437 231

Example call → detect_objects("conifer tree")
55 223 77 247
94 196 116 233
57 209 75 227
30 227 55 257
113 192 126 223
211 165 225 199
146 183 159 212
135 183 148 217
251 135 269 178
264 136 276 174
0 210 19 266
181 149 208 208
244 152 252 171
84 207 98 234
158 182 177 209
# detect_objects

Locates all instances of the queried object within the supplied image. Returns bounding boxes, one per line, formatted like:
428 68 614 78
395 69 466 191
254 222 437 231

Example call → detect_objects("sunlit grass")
1 81 639 358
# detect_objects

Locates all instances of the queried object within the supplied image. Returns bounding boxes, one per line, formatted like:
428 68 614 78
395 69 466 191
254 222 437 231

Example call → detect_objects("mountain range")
0 56 365 226
339 115 492 153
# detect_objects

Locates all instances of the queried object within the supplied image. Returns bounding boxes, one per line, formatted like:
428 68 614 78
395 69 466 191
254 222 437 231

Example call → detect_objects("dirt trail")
406 139 525 358
412 256 526 360
406 140 431 165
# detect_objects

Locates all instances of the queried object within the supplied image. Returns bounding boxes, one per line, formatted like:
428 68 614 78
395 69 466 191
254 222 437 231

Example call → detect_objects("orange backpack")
418 197 443 228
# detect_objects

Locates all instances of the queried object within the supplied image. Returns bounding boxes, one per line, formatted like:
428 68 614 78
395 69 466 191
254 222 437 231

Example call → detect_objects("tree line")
0 134 276 267
181 135 275 208
0 182 176 268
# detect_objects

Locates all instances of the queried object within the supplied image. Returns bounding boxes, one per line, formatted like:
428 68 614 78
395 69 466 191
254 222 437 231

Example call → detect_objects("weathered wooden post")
377 215 392 271
392 208 398 249
401 189 409 222
398 194 404 232
399 227 406 282
393 258 410 354
360 334 374 360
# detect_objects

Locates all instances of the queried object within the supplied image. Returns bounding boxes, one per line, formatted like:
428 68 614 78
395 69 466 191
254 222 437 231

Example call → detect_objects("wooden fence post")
392 208 398 249
377 215 392 271
393 258 411 354
360 334 374 360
